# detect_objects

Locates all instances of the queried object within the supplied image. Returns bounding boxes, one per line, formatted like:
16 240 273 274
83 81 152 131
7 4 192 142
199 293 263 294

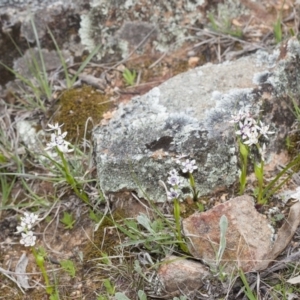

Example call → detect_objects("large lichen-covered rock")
93 38 300 202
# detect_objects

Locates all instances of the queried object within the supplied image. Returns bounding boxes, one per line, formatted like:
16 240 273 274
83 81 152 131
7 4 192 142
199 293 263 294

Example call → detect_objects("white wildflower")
230 108 251 124
22 212 39 225
46 123 64 131
244 132 259 146
20 231 36 247
257 121 275 139
259 143 267 162
45 131 73 153
169 169 179 176
17 212 38 247
167 173 183 186
167 188 181 201
235 119 254 140
230 111 244 123
181 159 197 173
16 223 27 233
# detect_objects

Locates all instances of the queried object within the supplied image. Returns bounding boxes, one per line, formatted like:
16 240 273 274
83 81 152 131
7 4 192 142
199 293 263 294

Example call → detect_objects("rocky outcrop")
79 0 206 60
156 199 300 295
93 38 300 202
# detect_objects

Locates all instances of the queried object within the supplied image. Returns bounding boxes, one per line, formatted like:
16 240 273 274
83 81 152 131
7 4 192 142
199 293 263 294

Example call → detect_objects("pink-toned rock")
157 255 210 295
182 195 273 272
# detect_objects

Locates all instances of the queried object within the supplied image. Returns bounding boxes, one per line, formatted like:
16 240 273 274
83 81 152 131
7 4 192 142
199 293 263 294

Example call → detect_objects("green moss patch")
53 85 112 142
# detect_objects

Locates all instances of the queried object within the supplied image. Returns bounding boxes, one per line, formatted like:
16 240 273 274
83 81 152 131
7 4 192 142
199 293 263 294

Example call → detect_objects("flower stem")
57 148 90 205
189 173 199 201
239 141 248 195
32 248 53 295
173 198 189 253
255 161 265 204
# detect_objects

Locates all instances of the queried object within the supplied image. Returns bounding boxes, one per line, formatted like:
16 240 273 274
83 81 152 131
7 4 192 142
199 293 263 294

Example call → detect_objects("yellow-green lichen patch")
53 85 112 142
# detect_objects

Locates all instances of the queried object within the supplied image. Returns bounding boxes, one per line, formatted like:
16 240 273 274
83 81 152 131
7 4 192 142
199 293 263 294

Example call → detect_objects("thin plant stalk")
262 153 300 200
47 27 101 88
30 18 52 100
239 268 257 300
239 140 249 195
31 248 53 295
254 161 264 204
0 63 47 111
173 198 189 253
56 148 90 205
189 173 199 202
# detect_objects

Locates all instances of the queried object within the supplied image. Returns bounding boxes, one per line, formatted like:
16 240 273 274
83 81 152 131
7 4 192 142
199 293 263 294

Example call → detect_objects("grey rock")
13 48 72 78
0 1 83 39
0 0 82 9
93 38 300 202
79 0 206 60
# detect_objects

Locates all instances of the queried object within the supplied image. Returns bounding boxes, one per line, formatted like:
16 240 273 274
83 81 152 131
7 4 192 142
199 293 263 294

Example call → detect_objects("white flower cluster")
45 123 73 153
230 108 275 160
16 212 38 247
166 156 197 201
167 169 183 201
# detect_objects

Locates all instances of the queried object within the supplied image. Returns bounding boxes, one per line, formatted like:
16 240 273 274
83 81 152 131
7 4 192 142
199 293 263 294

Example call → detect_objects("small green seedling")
89 209 103 223
60 212 75 229
60 259 76 278
103 278 115 295
122 68 137 86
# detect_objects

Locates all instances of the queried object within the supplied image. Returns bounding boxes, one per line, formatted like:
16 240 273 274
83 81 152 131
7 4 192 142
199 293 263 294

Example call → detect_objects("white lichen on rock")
79 0 205 60
261 38 300 96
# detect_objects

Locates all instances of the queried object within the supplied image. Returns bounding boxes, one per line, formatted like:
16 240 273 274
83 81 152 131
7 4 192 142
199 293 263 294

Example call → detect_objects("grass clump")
207 12 243 38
